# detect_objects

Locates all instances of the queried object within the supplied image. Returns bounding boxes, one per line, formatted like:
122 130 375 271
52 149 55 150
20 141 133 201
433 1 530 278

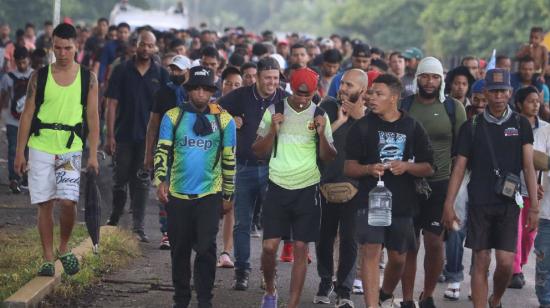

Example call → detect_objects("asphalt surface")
0 127 540 308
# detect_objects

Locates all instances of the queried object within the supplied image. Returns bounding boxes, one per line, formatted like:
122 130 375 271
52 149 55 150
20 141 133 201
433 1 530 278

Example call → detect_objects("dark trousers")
315 194 358 296
166 193 221 307
110 142 148 232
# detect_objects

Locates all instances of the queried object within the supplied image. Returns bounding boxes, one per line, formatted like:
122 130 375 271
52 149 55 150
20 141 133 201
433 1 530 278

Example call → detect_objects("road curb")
3 226 117 308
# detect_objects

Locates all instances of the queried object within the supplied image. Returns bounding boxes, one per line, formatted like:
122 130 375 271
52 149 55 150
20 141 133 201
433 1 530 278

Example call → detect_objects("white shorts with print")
28 148 82 204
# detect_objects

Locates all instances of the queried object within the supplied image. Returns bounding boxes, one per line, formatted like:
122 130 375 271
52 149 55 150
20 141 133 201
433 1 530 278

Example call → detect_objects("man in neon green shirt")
252 67 336 308
14 23 99 277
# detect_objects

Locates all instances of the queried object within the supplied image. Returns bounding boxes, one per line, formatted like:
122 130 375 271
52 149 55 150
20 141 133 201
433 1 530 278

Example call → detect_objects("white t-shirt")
0 68 33 127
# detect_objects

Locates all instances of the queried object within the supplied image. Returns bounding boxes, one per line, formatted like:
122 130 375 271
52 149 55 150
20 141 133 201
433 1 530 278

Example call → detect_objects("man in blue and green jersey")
154 66 236 308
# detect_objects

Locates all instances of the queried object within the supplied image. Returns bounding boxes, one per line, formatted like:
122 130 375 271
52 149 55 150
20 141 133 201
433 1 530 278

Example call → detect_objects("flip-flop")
37 261 55 277
58 252 80 275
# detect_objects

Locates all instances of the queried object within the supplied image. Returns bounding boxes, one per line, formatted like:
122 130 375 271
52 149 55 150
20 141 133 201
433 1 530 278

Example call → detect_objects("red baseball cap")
367 70 381 88
290 67 319 95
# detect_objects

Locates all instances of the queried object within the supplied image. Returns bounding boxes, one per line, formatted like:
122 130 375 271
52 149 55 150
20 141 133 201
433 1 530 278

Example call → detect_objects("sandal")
37 261 55 277
58 251 80 275
443 282 460 301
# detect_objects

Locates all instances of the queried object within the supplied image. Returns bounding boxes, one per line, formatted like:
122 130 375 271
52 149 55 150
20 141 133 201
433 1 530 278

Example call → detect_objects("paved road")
0 136 540 307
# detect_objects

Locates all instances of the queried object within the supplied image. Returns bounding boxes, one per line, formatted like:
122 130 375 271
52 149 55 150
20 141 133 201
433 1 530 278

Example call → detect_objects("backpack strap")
212 113 223 170
80 66 91 147
400 95 415 111
442 97 457 154
313 105 326 171
30 66 50 137
272 99 285 158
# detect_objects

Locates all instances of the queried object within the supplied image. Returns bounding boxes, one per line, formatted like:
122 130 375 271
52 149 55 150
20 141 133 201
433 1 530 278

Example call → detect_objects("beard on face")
338 90 361 103
418 85 439 99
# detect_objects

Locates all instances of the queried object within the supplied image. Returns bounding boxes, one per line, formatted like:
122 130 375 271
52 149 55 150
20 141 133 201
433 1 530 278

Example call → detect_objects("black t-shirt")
152 83 188 116
456 112 533 206
106 59 169 142
320 96 362 184
219 84 288 162
345 111 434 216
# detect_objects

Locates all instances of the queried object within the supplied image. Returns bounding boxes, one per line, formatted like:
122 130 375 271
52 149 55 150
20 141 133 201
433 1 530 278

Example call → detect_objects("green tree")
328 0 427 51
420 0 550 60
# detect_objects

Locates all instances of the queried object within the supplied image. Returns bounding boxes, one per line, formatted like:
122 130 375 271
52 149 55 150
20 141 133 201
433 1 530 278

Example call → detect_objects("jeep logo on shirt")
178 136 214 150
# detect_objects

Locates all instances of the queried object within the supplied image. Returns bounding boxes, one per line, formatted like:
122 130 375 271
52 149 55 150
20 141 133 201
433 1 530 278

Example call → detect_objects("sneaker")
159 233 170 250
234 269 249 291
419 294 436 308
135 230 150 243
335 295 354 308
508 273 524 289
352 279 364 295
217 252 235 268
20 177 28 190
444 282 460 301
280 242 294 262
261 292 278 308
312 281 334 304
9 180 21 194
251 224 261 238
400 300 415 308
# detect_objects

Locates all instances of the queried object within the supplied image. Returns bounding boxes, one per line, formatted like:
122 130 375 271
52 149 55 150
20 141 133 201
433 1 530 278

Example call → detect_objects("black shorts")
355 210 417 254
414 179 449 236
262 181 321 243
465 203 520 252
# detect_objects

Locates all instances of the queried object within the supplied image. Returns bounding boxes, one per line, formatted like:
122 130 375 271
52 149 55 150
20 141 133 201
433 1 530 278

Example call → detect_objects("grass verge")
0 224 88 301
51 227 140 299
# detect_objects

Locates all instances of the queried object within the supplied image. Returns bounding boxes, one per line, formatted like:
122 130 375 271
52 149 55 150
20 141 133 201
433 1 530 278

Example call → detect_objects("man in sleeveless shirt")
14 23 100 277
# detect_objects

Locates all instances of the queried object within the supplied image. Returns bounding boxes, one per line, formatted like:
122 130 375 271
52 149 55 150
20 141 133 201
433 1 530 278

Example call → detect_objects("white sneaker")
352 279 363 295
444 282 460 301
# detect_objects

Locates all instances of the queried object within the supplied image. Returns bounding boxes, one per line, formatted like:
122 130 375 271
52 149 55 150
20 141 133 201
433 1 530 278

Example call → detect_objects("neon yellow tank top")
28 65 83 154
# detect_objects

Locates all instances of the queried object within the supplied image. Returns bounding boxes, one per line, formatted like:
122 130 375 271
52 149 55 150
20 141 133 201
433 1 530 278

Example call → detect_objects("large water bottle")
368 179 392 226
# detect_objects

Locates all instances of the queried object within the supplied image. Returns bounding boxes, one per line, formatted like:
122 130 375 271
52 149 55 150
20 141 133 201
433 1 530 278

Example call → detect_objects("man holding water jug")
344 73 434 308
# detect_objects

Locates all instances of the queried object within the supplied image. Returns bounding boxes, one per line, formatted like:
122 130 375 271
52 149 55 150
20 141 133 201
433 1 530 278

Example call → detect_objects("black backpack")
30 65 90 149
400 94 457 154
272 99 326 169
7 72 30 119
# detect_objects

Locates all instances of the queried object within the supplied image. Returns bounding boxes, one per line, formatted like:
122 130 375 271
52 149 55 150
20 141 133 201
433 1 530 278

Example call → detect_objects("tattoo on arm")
26 72 37 98
89 72 98 89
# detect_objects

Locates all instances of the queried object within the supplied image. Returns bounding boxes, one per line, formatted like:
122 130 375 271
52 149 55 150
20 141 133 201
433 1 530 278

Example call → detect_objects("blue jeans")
6 125 19 181
535 218 550 305
233 164 268 271
443 227 467 283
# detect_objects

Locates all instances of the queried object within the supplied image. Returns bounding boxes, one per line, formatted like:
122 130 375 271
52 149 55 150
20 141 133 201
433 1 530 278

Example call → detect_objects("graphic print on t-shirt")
378 131 406 163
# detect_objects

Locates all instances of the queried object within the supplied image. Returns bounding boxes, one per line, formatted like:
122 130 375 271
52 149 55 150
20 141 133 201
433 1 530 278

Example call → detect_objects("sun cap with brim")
184 66 218 91
484 68 512 91
413 56 446 102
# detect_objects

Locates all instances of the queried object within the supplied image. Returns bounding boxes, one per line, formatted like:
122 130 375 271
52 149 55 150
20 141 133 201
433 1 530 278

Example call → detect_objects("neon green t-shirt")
257 99 333 190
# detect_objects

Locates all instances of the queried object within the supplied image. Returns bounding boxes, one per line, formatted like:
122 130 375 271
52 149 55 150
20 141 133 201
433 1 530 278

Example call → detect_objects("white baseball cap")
170 55 192 71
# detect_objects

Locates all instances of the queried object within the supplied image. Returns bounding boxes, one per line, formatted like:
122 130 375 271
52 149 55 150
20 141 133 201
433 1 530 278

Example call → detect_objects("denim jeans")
6 125 19 181
535 218 550 306
443 226 467 283
233 164 268 271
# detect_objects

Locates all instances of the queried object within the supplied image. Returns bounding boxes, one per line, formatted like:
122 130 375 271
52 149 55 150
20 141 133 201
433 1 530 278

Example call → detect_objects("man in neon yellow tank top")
14 23 100 277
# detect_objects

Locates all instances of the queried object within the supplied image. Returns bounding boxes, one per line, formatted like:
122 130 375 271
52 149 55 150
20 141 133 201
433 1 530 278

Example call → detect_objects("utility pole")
53 0 61 26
